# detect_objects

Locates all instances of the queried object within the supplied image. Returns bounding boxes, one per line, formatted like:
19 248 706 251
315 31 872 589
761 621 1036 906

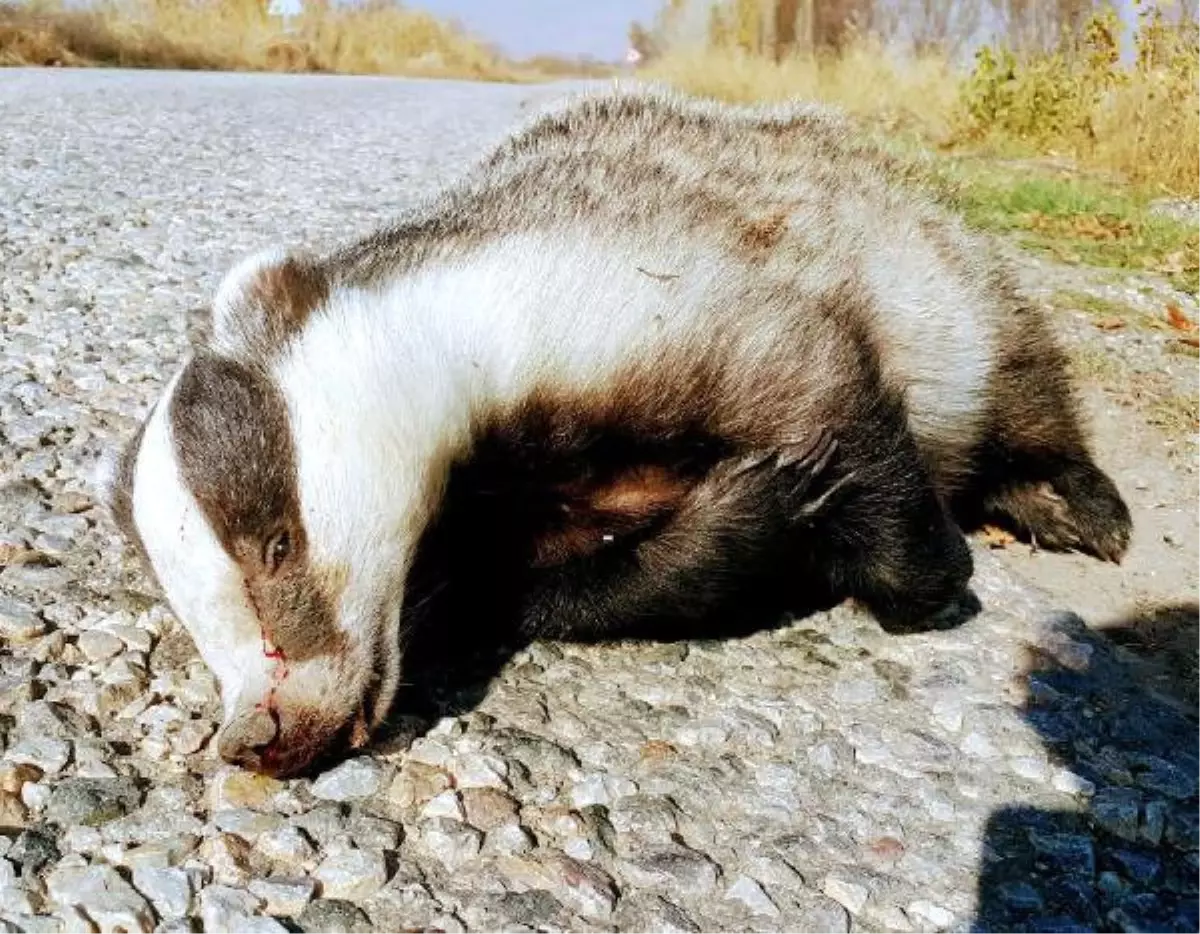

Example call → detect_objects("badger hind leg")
517 430 847 641
540 416 978 637
963 309 1133 563
975 452 1132 563
811 415 978 633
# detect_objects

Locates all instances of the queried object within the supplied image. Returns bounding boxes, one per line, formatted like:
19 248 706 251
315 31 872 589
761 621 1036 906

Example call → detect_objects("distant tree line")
629 0 1198 61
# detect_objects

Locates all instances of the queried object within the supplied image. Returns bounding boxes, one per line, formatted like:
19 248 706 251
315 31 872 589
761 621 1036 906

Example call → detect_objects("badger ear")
208 248 329 359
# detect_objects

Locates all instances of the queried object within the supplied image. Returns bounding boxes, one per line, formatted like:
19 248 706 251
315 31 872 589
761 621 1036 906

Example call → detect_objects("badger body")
109 88 1131 777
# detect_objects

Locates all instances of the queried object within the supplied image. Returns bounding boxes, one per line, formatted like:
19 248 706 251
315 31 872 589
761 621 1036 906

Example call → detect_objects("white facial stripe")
130 370 274 715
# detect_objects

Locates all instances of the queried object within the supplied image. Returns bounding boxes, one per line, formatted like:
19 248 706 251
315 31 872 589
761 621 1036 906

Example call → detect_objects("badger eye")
264 530 291 573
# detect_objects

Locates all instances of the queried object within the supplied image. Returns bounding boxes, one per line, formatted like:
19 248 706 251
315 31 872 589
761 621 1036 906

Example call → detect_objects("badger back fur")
109 87 1131 777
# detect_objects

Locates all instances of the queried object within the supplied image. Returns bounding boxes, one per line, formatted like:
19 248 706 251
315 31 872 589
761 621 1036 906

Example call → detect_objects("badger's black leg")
972 450 1131 562
957 311 1132 562
516 431 843 641
813 417 978 633
520 419 976 640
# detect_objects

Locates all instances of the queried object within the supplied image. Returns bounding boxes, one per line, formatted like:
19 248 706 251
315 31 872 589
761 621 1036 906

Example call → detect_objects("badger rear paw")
718 430 852 523
985 459 1132 563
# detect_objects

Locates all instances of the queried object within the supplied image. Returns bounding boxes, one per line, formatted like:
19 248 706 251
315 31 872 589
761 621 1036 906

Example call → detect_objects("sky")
407 0 664 60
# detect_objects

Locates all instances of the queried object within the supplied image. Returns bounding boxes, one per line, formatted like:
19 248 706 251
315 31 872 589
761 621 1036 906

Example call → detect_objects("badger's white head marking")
108 250 406 777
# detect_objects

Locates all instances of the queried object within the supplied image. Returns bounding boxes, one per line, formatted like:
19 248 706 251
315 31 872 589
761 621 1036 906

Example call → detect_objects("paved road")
0 70 1196 933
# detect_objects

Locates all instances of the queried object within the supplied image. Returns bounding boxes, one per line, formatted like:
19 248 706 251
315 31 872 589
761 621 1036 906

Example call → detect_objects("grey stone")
726 874 780 917
7 831 60 874
1093 787 1142 842
77 631 125 663
45 777 142 827
346 814 403 851
1165 808 1199 849
255 826 317 868
5 737 71 775
420 818 483 871
498 851 618 921
614 893 701 933
1029 831 1096 878
297 898 374 933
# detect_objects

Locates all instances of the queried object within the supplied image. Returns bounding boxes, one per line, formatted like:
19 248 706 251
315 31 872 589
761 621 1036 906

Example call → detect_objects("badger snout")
218 701 372 778
217 707 279 772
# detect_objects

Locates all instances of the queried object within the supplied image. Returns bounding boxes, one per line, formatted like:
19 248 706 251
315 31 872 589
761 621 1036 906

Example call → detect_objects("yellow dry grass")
641 39 961 141
645 7 1199 197
0 0 542 80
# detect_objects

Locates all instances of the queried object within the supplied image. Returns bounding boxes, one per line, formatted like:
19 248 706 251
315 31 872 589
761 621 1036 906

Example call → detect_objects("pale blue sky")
408 0 665 59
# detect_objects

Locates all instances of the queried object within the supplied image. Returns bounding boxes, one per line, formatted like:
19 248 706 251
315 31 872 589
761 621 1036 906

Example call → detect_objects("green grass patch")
1068 346 1128 385
928 160 1198 293
1050 289 1142 319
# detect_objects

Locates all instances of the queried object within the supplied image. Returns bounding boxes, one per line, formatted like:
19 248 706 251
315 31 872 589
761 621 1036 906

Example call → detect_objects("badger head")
106 249 416 777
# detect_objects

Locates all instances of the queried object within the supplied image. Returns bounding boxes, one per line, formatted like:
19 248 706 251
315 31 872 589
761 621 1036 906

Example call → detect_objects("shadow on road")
973 603 1199 933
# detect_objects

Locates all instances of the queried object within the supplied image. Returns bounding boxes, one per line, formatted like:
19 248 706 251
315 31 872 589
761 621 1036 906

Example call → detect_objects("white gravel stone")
823 875 870 915
0 597 46 643
248 876 316 916
482 822 536 858
421 818 484 871
6 738 71 777
313 846 388 901
132 867 193 919
420 790 465 821
725 875 780 917
907 899 956 929
45 865 156 933
310 758 385 801
197 885 271 933
255 826 316 868
77 630 125 663
1052 768 1097 797
449 751 509 790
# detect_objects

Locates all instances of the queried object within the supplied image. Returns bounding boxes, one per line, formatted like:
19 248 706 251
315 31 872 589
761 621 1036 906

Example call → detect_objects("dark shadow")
373 517 845 747
373 478 977 748
973 604 1199 933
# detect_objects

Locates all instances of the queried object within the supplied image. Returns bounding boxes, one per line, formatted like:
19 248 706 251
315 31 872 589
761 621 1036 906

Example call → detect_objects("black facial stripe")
167 351 344 662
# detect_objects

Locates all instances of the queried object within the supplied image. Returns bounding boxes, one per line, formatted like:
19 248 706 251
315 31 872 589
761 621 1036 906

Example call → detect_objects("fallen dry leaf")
1178 335 1200 349
639 740 678 763
979 524 1017 548
1166 303 1198 333
867 836 907 861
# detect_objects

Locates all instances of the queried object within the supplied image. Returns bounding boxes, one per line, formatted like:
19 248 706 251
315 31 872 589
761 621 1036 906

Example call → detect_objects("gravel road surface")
1 69 1196 933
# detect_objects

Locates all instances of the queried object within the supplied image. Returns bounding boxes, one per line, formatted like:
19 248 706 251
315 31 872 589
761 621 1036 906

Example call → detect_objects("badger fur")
107 87 1131 777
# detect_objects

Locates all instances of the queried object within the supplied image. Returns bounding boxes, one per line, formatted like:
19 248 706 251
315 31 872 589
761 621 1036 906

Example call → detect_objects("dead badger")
106 88 1131 777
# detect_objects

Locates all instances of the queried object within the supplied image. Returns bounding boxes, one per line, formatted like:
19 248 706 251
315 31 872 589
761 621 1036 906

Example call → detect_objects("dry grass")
640 39 960 140
644 5 1199 197
0 0 563 80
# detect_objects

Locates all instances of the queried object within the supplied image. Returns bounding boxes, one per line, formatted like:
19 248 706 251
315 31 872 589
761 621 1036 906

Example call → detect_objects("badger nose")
217 707 280 772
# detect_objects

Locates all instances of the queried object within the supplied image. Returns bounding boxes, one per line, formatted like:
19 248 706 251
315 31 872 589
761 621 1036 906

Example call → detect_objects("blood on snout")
216 707 279 770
